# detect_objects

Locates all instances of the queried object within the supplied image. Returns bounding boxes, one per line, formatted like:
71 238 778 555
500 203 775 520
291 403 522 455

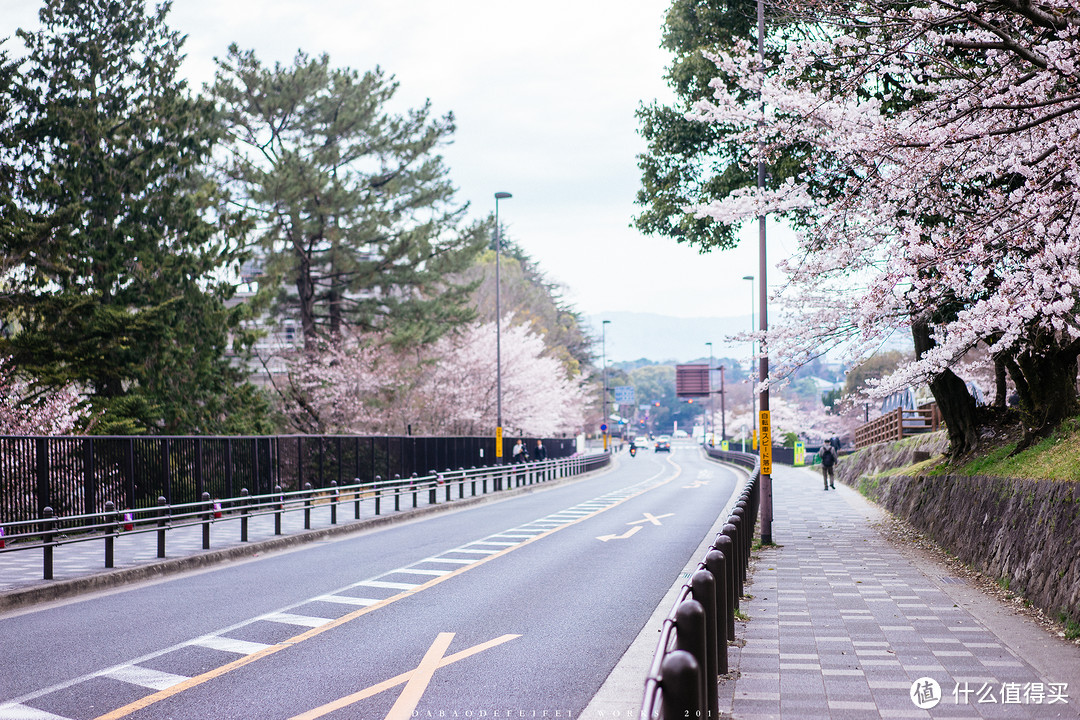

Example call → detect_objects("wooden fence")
853 404 941 448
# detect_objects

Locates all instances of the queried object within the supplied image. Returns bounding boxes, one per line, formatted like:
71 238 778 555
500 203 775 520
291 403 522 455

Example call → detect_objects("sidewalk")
719 463 1080 719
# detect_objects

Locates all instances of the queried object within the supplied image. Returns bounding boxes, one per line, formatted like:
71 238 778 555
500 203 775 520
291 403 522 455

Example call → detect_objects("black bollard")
723 522 741 601
329 481 338 525
705 549 729 674
41 506 55 580
157 495 168 559
104 500 116 569
201 492 212 550
303 482 313 530
727 513 745 588
674 599 709 716
660 650 702 720
274 484 283 535
713 533 737 640
732 506 747 560
691 569 720 719
240 488 250 541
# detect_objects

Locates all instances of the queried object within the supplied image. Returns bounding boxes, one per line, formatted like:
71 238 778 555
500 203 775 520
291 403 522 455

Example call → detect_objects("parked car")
654 435 672 452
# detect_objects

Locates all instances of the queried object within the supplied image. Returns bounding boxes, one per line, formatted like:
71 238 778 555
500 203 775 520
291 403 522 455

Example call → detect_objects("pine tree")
634 0 764 250
211 47 486 354
0 0 270 434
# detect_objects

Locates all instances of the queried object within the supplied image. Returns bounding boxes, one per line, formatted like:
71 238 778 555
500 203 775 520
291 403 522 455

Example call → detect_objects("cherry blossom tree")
685 0 1080 453
270 336 389 434
0 357 87 435
273 322 586 437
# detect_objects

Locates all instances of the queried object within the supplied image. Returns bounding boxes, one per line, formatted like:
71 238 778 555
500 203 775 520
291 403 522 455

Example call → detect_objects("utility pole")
757 0 773 545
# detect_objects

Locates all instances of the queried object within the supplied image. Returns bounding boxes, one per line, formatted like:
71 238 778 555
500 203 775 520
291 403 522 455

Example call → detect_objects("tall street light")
743 275 755 449
602 319 611 451
494 191 511 463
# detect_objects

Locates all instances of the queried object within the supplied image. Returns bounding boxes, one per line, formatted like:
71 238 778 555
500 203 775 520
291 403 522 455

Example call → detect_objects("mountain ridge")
586 311 753 364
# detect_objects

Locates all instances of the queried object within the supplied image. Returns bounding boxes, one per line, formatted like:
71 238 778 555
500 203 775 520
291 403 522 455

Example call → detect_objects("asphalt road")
0 442 741 720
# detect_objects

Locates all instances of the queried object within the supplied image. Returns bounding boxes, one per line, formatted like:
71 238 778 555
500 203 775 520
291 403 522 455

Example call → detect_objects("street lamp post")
494 191 511 463
602 319 610 451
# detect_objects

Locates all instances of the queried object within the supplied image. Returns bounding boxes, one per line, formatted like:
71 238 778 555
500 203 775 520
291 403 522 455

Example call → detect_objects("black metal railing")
0 434 577 525
703 447 758 469
0 453 611 580
641 459 760 720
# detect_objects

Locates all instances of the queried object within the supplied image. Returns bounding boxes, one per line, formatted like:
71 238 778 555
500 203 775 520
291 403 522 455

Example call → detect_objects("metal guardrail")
703 448 758 469
641 457 760 720
0 434 578 524
0 453 610 580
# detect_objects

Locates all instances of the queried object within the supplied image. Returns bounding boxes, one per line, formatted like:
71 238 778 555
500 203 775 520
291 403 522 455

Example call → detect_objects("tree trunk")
1003 340 1079 450
295 247 317 352
911 317 979 457
994 354 1007 408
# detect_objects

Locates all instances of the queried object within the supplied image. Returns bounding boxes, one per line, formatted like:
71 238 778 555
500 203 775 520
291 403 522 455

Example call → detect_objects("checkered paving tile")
717 466 1075 719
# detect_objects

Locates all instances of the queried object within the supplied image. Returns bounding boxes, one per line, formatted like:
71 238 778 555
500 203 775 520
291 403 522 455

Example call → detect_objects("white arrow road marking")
683 480 709 488
596 526 643 542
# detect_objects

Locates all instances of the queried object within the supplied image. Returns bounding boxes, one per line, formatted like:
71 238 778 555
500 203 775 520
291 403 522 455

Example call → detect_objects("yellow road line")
93 467 681 720
384 632 454 720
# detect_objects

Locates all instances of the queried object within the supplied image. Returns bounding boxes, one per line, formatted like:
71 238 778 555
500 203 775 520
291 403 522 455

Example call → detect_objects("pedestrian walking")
512 438 527 463
819 440 837 490
534 440 547 461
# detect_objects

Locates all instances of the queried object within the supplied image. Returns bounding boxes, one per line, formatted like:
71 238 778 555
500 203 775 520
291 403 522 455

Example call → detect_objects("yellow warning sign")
495 426 503 458
759 410 772 475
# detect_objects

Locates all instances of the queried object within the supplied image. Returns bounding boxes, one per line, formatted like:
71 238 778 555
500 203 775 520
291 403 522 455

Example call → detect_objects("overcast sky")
3 0 798 360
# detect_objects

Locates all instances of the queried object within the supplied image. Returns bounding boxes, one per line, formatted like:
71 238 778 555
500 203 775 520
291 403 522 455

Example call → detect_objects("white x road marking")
628 512 673 526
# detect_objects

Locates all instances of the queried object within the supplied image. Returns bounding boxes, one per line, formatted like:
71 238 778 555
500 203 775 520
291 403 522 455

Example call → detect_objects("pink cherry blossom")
0 357 87 435
686 0 1080 429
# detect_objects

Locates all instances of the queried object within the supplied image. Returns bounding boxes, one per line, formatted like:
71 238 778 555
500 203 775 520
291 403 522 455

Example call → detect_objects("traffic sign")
675 364 710 397
759 410 772 475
